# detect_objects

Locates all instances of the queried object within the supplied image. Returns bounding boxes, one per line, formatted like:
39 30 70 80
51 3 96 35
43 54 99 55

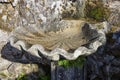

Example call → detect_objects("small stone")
2 15 7 22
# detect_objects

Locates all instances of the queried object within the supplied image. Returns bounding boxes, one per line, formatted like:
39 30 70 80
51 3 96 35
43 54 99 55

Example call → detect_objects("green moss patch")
0 72 8 77
16 73 27 80
58 56 86 68
16 72 50 80
38 74 50 80
85 1 110 22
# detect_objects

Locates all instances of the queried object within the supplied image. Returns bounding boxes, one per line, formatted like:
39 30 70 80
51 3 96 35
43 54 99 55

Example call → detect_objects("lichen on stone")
58 56 86 68
85 0 110 22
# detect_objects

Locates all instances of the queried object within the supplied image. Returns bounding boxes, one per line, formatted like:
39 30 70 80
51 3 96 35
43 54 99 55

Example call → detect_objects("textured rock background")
0 0 120 80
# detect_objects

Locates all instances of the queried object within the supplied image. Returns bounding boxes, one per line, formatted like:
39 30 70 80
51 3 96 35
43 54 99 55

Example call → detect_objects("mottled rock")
0 61 42 80
0 2 18 32
0 28 44 80
108 31 120 57
0 30 9 48
56 66 83 80
108 1 120 27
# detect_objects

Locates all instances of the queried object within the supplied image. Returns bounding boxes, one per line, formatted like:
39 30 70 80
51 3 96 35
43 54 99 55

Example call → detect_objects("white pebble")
2 15 7 22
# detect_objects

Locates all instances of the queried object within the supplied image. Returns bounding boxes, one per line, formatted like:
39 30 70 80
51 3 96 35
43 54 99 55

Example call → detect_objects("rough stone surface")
0 0 120 80
0 30 45 80
84 31 120 80
0 61 41 80
56 67 83 80
108 1 120 27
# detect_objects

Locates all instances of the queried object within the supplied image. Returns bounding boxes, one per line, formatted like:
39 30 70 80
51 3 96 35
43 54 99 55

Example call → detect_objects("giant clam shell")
9 20 106 61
